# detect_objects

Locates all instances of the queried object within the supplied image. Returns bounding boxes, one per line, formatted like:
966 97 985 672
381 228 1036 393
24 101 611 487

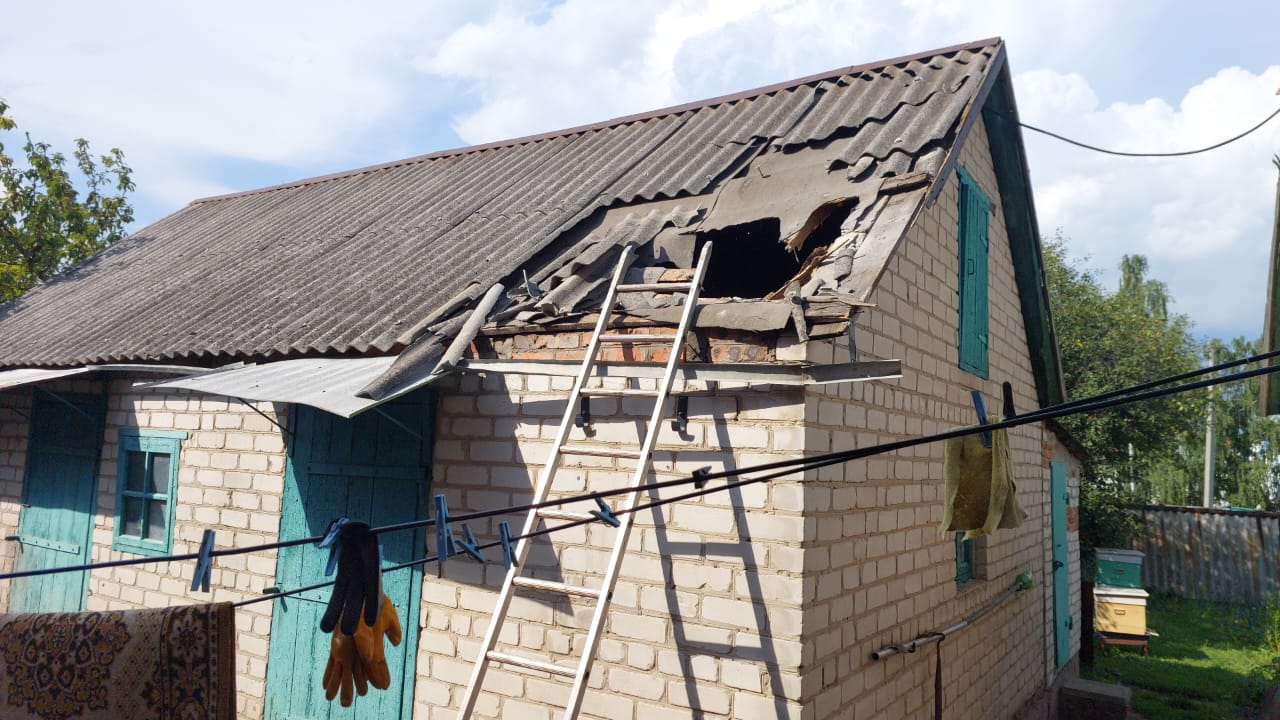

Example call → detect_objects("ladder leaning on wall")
457 241 713 720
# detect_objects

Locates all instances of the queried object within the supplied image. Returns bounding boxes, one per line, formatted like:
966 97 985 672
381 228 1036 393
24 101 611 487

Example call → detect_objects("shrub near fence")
1136 505 1280 606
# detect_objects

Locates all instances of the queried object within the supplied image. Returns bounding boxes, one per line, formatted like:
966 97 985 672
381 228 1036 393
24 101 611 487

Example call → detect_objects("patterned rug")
0 602 235 720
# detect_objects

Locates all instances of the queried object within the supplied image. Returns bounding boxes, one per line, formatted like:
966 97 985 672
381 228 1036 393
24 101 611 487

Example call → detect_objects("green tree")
1146 337 1280 509
1118 254 1170 320
0 99 134 302
1044 234 1202 485
1044 234 1203 567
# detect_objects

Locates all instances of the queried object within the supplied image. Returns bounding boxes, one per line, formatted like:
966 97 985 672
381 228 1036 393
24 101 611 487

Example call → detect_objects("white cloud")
1015 65 1280 336
0 0 475 219
2 0 1276 340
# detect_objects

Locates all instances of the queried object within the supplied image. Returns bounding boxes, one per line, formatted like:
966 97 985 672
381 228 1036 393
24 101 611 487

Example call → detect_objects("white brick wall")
418 370 812 719
0 379 288 720
795 115 1076 720
0 387 32 611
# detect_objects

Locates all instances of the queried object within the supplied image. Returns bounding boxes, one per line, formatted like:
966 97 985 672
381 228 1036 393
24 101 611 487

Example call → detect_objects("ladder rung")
512 577 603 599
598 333 675 343
486 651 577 678
580 387 660 397
537 509 596 523
559 445 643 459
615 282 695 293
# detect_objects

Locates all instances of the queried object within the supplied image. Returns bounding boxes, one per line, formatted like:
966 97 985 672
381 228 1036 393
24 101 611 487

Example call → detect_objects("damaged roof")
0 38 1018 375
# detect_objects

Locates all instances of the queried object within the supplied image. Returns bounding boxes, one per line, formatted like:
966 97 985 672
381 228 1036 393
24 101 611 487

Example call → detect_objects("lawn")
1083 593 1280 719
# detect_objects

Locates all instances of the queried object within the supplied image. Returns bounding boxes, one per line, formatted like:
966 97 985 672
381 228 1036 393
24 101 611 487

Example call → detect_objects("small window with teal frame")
957 167 990 378
955 532 974 584
113 429 186 556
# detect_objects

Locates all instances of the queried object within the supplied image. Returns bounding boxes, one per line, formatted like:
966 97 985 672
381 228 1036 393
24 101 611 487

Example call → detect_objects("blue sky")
2 0 1278 342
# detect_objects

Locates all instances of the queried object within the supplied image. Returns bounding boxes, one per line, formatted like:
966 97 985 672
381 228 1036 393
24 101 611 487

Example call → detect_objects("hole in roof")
695 219 790 298
694 205 851 299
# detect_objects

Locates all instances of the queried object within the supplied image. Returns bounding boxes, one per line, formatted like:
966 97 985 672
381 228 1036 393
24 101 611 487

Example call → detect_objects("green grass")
1083 593 1280 719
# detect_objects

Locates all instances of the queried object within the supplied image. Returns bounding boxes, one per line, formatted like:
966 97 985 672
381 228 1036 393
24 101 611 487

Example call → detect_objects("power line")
7 347 1279 602
239 349 1280 607
1006 105 1280 158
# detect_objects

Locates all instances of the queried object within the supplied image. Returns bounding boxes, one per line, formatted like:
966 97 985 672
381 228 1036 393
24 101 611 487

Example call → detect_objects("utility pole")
1203 347 1217 507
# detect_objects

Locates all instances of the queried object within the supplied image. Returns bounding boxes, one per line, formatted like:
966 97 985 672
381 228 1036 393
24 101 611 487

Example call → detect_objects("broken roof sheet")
0 39 1001 369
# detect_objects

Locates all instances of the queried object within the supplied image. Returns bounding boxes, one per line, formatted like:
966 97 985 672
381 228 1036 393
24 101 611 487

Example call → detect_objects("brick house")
0 37 1082 720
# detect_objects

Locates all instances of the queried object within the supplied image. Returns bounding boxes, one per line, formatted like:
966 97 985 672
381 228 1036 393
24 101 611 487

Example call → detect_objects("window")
955 532 974 584
957 167 990 378
113 429 186 556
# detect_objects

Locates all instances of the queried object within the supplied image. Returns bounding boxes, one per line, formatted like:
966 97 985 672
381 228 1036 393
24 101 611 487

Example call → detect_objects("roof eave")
978 57 1068 409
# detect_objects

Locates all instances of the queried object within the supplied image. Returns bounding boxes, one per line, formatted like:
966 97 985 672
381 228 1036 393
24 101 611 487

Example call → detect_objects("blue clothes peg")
454 524 485 563
433 494 457 563
191 528 215 592
318 517 348 577
971 389 991 448
499 521 514 569
590 497 621 527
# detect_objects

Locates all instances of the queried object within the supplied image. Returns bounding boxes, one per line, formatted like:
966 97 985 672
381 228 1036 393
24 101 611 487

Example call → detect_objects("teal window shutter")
955 532 974 583
113 429 187 557
957 168 990 377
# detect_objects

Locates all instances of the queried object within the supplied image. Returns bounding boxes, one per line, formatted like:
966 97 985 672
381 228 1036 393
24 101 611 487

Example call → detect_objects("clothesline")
3 348 1277 607
237 349 1280 607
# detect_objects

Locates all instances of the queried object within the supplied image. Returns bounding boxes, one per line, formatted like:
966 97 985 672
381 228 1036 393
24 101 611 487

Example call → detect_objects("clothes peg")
671 396 690 434
191 528 215 592
590 497 621 527
970 389 991 448
499 521 514 569
454 524 485 563
1002 381 1016 420
318 517 349 577
433 495 457 564
692 466 712 489
575 397 592 428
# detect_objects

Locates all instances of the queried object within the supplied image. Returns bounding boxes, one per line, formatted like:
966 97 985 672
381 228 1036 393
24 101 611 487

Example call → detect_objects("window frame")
955 532 975 584
112 429 186 556
957 166 991 378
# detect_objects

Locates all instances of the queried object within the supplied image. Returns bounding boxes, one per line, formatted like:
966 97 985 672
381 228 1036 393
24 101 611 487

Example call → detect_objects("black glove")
320 521 383 635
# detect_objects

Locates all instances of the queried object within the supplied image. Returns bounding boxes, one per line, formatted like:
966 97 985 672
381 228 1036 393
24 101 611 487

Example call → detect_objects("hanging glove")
321 627 370 706
320 521 383 635
352 592 403 690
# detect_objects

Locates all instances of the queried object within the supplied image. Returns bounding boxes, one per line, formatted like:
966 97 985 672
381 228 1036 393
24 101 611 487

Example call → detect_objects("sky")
1 0 1277 342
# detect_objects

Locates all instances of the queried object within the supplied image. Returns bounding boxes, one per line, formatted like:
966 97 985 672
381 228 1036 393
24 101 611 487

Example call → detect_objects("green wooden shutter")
955 532 974 583
957 168 990 377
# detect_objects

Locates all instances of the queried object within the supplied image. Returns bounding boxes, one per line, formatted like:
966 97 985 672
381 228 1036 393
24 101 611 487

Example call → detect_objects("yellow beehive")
1094 587 1148 635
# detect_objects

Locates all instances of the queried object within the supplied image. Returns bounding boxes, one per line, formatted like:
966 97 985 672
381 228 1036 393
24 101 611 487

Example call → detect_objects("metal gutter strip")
147 357 397 418
456 358 902 385
0 367 92 391
144 355 899 420
0 364 205 392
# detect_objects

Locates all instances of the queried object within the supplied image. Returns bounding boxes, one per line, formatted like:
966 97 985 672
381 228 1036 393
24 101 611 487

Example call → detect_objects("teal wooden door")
10 390 105 612
265 392 433 720
1051 461 1071 668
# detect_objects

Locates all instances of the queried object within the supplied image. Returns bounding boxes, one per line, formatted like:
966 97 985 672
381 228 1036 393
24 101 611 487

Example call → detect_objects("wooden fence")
1135 504 1280 605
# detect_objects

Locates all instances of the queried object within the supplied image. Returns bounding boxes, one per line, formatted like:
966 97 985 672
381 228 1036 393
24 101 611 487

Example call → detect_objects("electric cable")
6 346 1276 596
1001 105 1280 158
231 350 1280 607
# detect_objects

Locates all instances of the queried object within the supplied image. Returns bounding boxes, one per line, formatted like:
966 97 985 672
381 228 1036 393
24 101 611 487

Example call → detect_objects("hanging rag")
940 417 1026 539
0 602 236 720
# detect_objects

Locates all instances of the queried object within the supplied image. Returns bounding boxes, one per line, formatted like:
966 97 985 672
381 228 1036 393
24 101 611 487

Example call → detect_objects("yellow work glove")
322 628 370 706
352 593 402 690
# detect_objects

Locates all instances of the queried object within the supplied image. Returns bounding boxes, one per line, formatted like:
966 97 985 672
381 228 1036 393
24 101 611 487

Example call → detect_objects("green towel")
940 418 1026 539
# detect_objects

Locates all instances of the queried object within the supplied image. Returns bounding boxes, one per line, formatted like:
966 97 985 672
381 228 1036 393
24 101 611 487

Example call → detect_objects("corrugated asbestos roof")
0 39 1001 369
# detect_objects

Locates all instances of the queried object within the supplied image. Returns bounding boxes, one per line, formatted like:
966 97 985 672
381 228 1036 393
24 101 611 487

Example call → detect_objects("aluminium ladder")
457 242 713 720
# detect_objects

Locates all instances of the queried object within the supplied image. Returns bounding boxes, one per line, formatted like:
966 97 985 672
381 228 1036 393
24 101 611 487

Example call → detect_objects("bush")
1264 591 1280 654
1079 479 1144 578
